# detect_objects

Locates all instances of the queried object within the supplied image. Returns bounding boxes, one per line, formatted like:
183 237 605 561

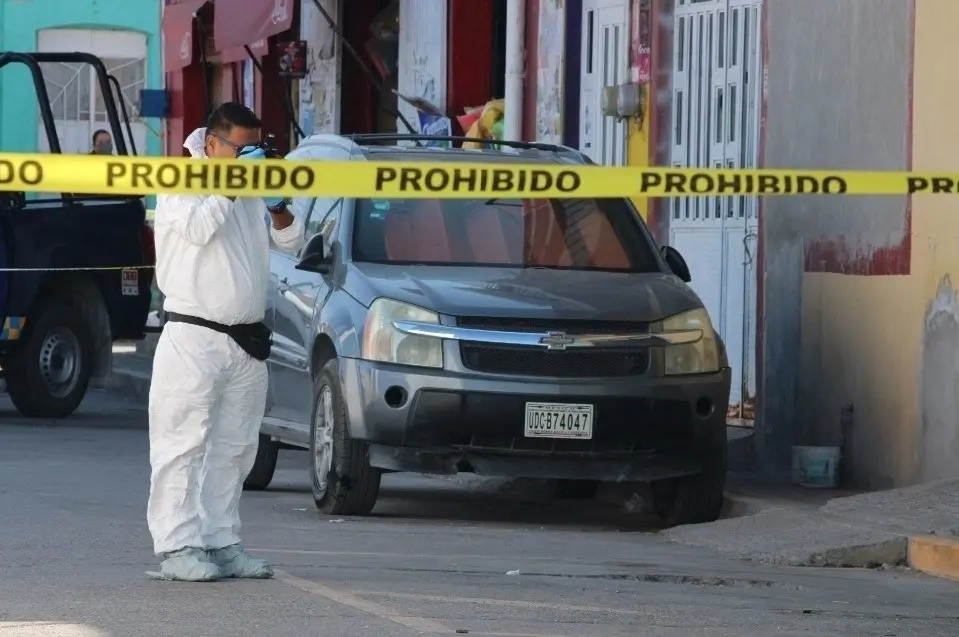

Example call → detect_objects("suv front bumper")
337 358 732 482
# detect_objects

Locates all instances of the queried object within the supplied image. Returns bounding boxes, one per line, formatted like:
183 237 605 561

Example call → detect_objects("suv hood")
347 264 704 322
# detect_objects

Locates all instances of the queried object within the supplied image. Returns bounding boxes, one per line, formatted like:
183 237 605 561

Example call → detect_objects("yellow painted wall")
799 273 919 487
626 85 650 220
798 0 959 488
911 0 959 308
905 0 959 484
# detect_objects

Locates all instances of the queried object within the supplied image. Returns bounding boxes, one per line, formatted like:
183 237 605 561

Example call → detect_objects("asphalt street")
2 390 958 637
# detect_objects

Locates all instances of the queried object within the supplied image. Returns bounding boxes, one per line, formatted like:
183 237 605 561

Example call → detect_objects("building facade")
0 0 164 156
162 0 298 157
640 0 959 489
762 0 959 489
164 0 502 153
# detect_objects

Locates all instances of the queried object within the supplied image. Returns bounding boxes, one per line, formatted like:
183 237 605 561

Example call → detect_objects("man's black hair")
92 129 110 145
205 102 262 136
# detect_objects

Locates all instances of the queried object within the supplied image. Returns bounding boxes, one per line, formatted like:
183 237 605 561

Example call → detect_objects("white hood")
183 127 207 158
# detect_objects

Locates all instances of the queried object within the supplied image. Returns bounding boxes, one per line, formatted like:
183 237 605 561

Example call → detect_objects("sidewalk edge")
908 535 959 582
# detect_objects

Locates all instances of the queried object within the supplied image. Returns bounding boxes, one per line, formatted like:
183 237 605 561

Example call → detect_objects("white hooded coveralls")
147 128 305 555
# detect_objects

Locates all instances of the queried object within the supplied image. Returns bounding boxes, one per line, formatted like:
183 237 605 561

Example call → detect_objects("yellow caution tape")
0 152 957 199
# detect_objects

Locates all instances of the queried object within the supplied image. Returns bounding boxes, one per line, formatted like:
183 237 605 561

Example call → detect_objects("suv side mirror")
295 234 331 274
661 245 691 283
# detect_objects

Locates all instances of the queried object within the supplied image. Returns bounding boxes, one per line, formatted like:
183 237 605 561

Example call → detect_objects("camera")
260 134 281 159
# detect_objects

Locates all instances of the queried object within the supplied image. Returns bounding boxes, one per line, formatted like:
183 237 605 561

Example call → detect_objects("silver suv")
244 134 731 528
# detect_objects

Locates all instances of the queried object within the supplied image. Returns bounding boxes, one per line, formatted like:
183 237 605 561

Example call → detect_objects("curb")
908 535 959 581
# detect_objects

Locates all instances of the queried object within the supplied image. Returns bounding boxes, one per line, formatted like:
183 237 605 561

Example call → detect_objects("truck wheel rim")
38 328 80 399
313 385 334 497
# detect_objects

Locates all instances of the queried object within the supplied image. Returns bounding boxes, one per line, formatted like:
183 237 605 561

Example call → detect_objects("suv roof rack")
345 133 592 163
0 51 130 155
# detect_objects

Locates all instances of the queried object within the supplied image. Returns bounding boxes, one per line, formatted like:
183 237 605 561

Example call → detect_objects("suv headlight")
661 308 720 375
361 298 443 368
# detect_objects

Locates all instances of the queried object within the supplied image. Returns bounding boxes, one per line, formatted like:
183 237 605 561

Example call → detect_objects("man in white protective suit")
146 102 305 582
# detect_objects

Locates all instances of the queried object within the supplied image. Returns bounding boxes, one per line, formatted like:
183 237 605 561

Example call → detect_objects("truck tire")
651 427 727 527
5 303 94 419
243 434 279 491
310 359 381 516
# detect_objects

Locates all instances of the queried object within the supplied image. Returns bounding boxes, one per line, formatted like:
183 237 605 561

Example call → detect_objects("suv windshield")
351 197 661 272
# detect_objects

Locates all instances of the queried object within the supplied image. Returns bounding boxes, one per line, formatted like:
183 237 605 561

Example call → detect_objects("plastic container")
791 445 841 488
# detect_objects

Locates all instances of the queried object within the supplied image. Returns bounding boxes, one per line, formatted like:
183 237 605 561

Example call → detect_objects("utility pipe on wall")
504 0 526 142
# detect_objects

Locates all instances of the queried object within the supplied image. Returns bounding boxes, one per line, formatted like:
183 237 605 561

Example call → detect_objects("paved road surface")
1 390 958 636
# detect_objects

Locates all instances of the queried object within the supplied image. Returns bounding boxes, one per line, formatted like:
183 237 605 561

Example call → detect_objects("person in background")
90 129 112 155
146 102 305 582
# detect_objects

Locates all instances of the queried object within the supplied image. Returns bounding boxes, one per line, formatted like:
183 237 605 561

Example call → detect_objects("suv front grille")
459 343 650 378
455 316 652 378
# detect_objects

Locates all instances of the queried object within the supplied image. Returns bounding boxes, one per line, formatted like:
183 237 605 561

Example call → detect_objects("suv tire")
651 426 726 527
6 302 94 419
310 359 381 515
243 434 279 491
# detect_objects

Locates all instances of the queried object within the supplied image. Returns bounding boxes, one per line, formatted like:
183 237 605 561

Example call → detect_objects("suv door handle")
277 277 289 293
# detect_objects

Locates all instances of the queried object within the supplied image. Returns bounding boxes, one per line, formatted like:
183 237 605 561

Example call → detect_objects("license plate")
524 402 594 440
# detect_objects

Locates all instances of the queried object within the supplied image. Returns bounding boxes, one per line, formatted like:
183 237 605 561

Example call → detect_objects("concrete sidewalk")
105 344 959 582
665 477 959 581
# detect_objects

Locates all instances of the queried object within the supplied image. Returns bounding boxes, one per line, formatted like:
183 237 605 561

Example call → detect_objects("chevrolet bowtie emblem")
539 332 575 350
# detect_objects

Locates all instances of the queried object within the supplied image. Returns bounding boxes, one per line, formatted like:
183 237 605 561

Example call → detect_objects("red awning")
214 0 294 53
219 39 268 64
162 0 210 72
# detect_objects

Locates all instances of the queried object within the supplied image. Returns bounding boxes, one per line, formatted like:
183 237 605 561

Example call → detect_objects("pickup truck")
0 51 154 418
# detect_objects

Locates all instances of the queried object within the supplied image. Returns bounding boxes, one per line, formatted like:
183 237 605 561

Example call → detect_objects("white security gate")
37 29 148 156
580 0 629 166
669 0 762 420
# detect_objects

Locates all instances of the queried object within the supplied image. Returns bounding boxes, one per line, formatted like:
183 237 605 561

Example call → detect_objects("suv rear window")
352 198 660 272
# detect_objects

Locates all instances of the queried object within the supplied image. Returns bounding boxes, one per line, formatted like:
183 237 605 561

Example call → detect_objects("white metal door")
580 0 628 166
37 29 148 156
669 0 762 420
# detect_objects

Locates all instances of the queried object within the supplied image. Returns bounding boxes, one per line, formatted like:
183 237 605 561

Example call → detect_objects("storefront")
298 0 506 138
164 0 517 152
161 0 298 156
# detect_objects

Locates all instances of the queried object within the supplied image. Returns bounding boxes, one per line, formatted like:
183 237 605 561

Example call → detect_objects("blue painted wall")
0 0 163 157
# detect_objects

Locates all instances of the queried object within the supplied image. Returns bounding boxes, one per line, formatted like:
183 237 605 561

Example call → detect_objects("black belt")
165 312 272 361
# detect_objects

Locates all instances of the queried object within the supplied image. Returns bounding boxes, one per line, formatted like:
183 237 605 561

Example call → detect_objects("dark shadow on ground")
266 449 663 532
